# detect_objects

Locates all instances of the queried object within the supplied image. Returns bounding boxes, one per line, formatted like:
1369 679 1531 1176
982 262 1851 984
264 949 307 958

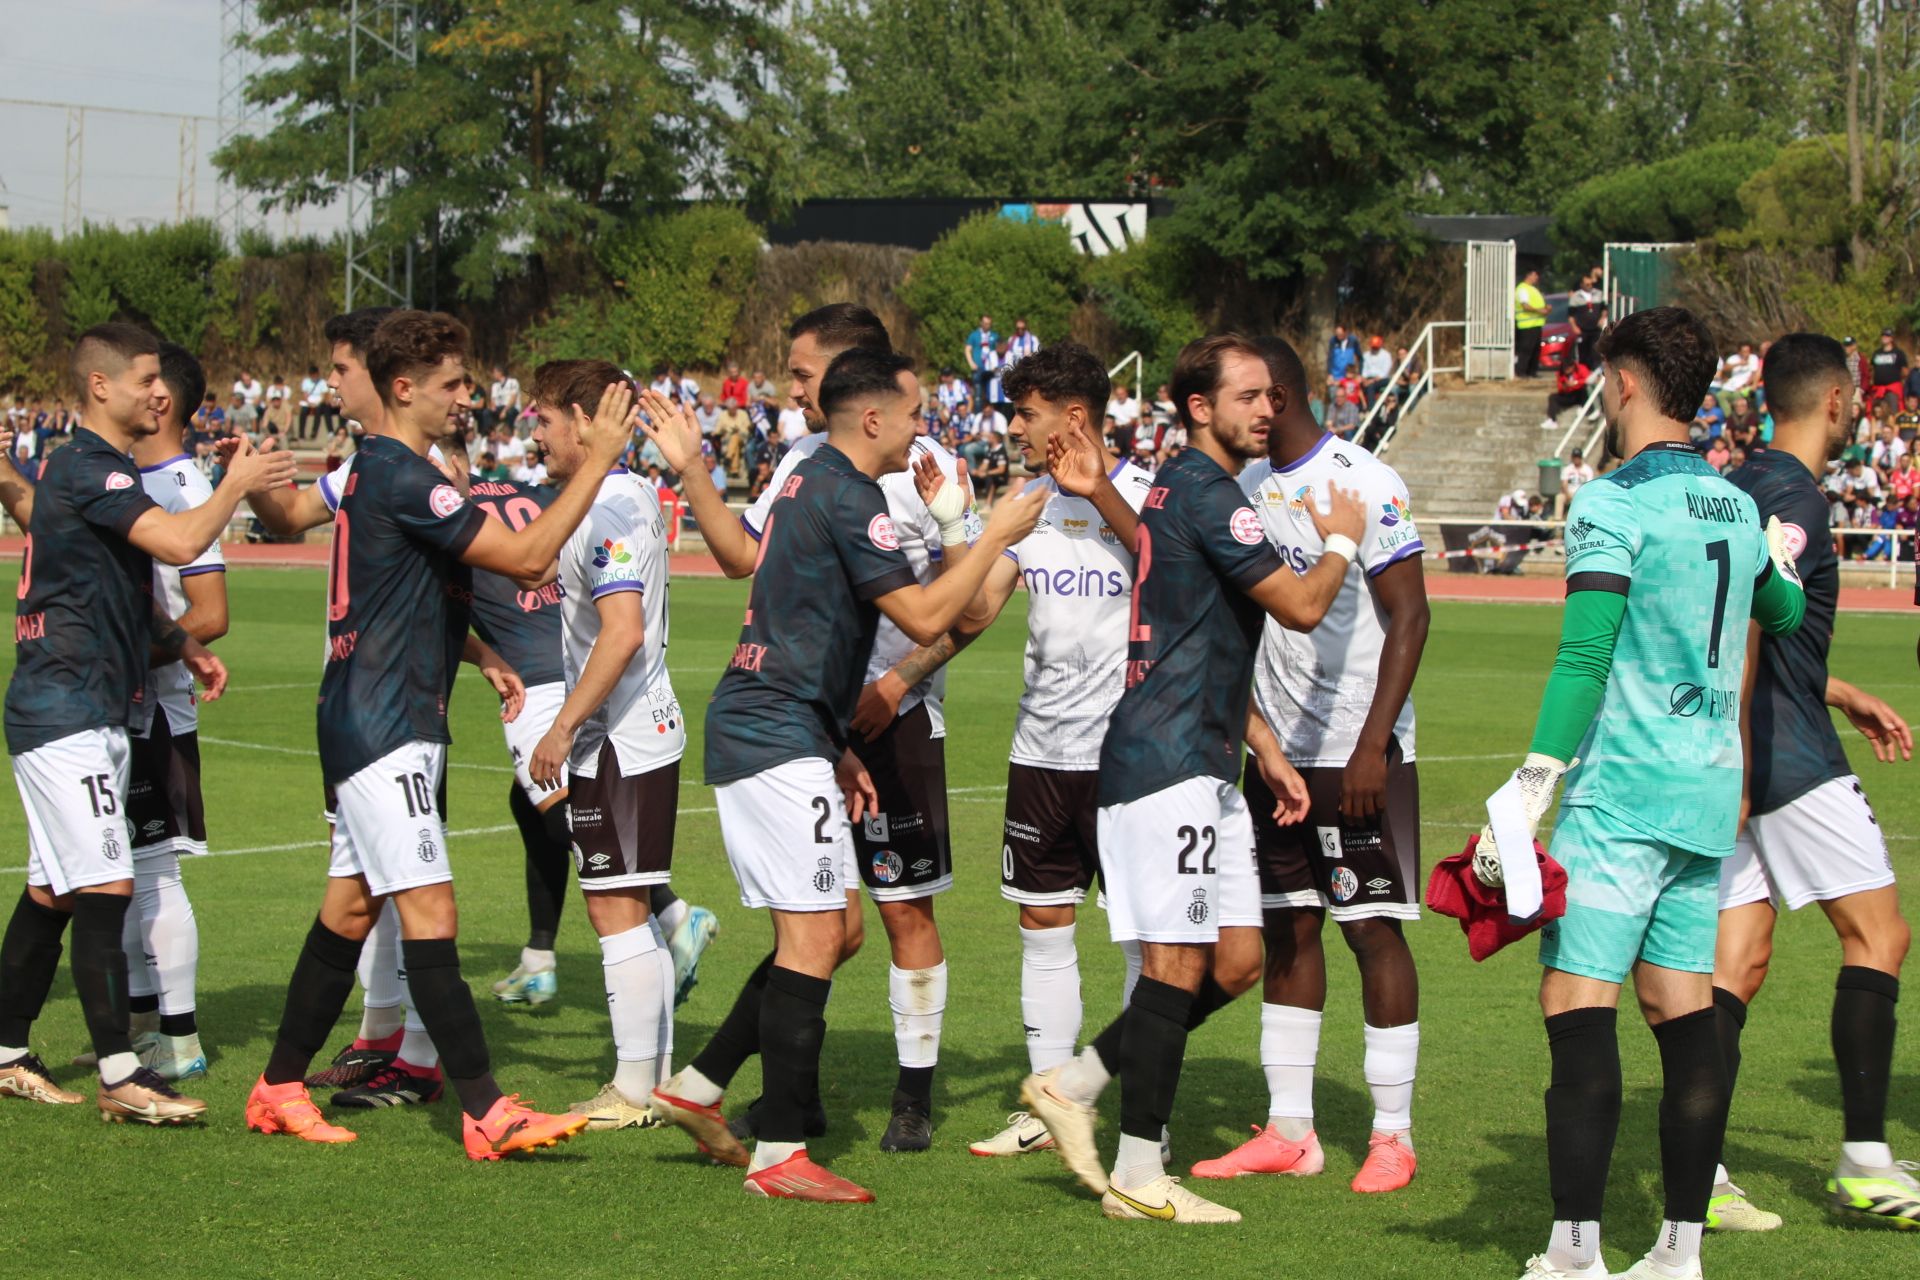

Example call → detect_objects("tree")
1552 140 1779 259
216 1 810 301
900 214 1084 370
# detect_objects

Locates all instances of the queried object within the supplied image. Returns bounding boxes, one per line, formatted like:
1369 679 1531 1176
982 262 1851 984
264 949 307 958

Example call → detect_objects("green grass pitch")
1 567 1916 1279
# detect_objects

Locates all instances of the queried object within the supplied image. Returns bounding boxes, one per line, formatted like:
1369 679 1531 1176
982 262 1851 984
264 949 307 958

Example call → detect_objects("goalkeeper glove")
1472 752 1573 887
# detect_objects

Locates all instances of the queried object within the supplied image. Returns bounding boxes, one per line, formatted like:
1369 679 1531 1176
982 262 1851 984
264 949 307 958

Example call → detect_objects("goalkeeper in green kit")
1485 308 1805 1280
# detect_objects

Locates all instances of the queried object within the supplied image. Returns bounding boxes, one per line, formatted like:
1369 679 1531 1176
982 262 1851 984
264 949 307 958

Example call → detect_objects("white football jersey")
1239 435 1423 767
1006 461 1154 769
560 468 684 773
744 432 980 735
138 453 225 735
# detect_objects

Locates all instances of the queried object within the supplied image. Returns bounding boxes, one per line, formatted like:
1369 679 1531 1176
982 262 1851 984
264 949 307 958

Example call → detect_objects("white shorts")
1720 775 1894 912
327 741 453 897
715 757 857 913
1097 776 1263 944
12 726 135 896
503 680 568 805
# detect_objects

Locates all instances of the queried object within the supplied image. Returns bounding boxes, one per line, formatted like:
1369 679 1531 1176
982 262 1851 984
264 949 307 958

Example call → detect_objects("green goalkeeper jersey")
1554 441 1787 857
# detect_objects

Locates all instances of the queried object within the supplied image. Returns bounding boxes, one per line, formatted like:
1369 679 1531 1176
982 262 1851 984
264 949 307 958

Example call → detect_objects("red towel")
1425 834 1568 962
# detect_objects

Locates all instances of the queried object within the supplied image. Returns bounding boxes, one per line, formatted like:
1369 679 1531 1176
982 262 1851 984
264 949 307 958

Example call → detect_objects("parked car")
1538 292 1577 372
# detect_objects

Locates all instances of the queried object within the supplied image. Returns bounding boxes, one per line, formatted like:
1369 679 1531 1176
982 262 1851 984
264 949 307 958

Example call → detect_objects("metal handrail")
1106 350 1145 400
1551 374 1606 459
1358 320 1465 459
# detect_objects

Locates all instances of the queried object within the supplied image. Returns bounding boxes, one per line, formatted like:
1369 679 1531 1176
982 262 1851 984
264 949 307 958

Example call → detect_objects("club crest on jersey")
593 538 631 568
101 829 122 861
1186 889 1209 924
1230 506 1264 545
417 829 439 863
1380 495 1409 528
1286 485 1314 514
1330 866 1359 903
105 471 134 491
813 857 837 893
428 484 463 519
868 513 900 551
871 850 903 884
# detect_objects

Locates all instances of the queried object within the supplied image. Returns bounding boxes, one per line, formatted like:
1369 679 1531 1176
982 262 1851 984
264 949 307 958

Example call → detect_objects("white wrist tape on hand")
1515 752 1572 830
926 480 972 546
1321 533 1359 564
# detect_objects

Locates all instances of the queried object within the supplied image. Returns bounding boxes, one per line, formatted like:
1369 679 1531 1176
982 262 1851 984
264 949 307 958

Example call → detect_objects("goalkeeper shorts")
1537 803 1721 985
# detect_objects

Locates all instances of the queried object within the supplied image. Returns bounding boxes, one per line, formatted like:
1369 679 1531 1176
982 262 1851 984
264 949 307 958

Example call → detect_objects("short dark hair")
1170 334 1265 431
71 322 160 398
789 303 891 357
366 310 469 406
157 341 205 435
1756 332 1849 425
817 348 914 419
533 358 628 420
1001 341 1109 416
323 306 401 360
1596 305 1717 424
1252 335 1310 405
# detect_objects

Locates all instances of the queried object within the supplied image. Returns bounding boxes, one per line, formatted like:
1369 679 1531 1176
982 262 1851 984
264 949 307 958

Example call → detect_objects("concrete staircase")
1384 383 1562 522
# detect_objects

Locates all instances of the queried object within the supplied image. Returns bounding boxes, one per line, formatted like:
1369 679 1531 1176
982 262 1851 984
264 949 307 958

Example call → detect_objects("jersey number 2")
1176 824 1216 875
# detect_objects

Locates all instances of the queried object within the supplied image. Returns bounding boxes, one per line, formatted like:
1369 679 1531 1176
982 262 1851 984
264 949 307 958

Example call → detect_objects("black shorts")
569 743 678 889
127 706 206 858
848 701 951 900
1244 744 1420 921
1000 762 1099 906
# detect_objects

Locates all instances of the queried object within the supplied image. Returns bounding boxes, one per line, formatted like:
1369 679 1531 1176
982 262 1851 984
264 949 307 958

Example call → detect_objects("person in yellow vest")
1514 268 1548 378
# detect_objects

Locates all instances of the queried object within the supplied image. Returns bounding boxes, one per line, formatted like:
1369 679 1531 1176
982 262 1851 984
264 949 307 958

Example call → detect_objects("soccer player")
648 347 1045 1201
242 310 630 1158
514 357 684 1130
643 304 979 1151
1192 336 1430 1193
0 322 292 1121
1709 332 1918 1228
1022 333 1366 1224
1486 307 1806 1280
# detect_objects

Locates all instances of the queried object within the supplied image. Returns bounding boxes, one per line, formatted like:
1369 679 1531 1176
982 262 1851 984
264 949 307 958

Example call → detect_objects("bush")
1724 136 1898 253
1552 140 1778 260
512 293 633 373
594 206 763 370
0 233 51 396
901 213 1083 373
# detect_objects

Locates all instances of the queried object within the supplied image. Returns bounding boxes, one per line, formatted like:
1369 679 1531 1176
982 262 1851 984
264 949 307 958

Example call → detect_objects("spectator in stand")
968 401 1008 441
1870 328 1909 411
233 368 265 407
477 450 508 482
747 368 778 405
693 392 721 438
263 374 294 437
1724 393 1760 441
324 424 354 473
228 390 259 438
937 368 971 418
1888 449 1919 504
1327 324 1361 400
1005 316 1039 368
1690 392 1725 444
746 456 774 502
717 397 750 472
298 364 328 441
1151 382 1176 425
964 312 999 410
1903 355 1920 413
1132 414 1162 465
1704 435 1732 473
1359 335 1394 406
708 453 728 500
1871 418 1908 478
648 365 676 402
1899 493 1920 560
720 363 749 409
1842 455 1883 507
1716 341 1760 399
977 428 1009 504
1569 265 1606 368
982 338 1008 410
1555 447 1595 519
1751 338 1772 410
1843 336 1869 407
1331 371 1363 439
1542 357 1594 428
488 364 521 432
677 367 701 407
1107 381 1141 447
1513 267 1549 377
776 397 810 444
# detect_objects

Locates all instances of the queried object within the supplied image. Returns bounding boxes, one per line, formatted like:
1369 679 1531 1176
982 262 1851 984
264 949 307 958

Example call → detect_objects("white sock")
136 859 198 1019
1056 1042 1112 1106
1844 1140 1895 1169
99 1051 141 1084
1363 1021 1419 1134
655 896 689 937
397 1008 439 1071
1119 938 1143 1008
650 919 675 1079
1546 1220 1600 1272
1112 1132 1165 1189
1261 1003 1322 1136
1019 924 1081 1073
889 962 947 1069
750 1139 804 1170
602 923 662 1102
1648 1219 1702 1272
0 1044 27 1064
520 946 555 974
122 871 155 999
673 1064 723 1106
358 902 403 1032
1712 1162 1730 1187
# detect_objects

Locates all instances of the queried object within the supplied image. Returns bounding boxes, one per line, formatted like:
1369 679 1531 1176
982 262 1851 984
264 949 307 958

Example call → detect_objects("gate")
1465 239 1516 381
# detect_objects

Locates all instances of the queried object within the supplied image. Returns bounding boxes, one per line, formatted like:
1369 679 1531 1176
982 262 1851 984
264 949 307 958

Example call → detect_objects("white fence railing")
1359 320 1466 461
1550 375 1606 461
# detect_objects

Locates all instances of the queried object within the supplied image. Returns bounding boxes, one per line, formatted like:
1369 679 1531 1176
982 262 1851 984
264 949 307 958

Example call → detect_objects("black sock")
1545 1006 1621 1223
1090 1012 1125 1075
691 950 775 1088
649 884 682 918
402 937 500 1119
758 966 830 1144
70 894 133 1065
896 1064 934 1106
1711 986 1747 1099
1652 1006 1728 1223
0 891 70 1048
129 994 159 1016
1185 976 1237 1031
1118 977 1192 1142
159 1011 196 1036
1834 965 1899 1144
264 917 365 1085
511 785 568 953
